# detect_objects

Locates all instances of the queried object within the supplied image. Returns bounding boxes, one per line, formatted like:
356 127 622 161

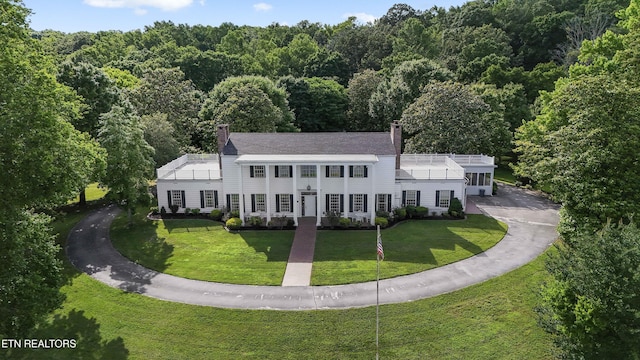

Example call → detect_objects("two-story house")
156 121 496 226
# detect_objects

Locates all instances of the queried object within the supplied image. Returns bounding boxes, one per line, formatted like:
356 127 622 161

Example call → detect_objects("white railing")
448 154 494 165
396 168 465 180
156 154 220 180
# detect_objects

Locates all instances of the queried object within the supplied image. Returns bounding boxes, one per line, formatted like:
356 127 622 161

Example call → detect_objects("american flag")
377 233 384 260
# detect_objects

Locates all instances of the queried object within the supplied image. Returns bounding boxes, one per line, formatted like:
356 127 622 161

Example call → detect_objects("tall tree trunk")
78 188 87 207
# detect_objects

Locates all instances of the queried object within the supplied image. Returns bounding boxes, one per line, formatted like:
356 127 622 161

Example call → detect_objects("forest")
4 0 640 358
32 0 629 162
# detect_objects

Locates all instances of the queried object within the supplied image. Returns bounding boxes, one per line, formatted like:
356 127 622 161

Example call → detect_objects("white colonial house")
156 122 496 226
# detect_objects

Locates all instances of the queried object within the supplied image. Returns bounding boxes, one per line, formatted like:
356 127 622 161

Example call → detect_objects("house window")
229 194 239 212
327 165 343 178
203 190 217 208
350 165 367 178
466 172 477 186
301 165 316 178
376 194 391 212
479 172 491 186
252 194 266 212
436 190 452 208
276 165 291 178
171 190 183 208
404 190 418 207
277 194 292 212
250 165 265 178
351 194 366 212
328 194 341 213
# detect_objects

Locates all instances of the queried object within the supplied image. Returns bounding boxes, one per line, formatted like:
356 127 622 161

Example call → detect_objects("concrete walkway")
66 184 560 310
281 217 317 286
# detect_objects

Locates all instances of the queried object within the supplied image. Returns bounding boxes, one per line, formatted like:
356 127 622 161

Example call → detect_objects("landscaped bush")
376 210 390 219
375 217 389 228
209 209 223 221
448 198 464 218
160 206 167 215
339 217 351 228
169 204 179 214
493 181 498 195
394 207 407 221
184 208 191 215
230 210 240 218
325 211 341 228
248 216 264 227
415 206 429 218
405 205 417 218
191 208 200 215
226 217 242 230
150 206 159 215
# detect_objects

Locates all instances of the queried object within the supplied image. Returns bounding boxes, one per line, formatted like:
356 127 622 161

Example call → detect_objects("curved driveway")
66 184 559 310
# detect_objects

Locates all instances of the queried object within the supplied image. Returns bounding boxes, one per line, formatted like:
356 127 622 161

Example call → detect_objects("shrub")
325 211 341 228
150 206 159 215
394 207 407 221
415 206 429 218
448 197 464 217
184 208 191 215
493 181 498 195
249 216 264 227
376 210 390 219
209 209 223 221
191 208 200 215
405 205 417 218
339 217 351 228
160 206 167 215
169 204 179 214
230 210 240 219
226 217 242 230
375 217 389 228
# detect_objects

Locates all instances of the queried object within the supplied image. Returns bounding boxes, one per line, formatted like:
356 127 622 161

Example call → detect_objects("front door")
302 195 316 217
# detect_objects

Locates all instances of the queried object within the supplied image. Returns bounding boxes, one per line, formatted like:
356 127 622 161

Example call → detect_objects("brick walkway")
281 217 317 286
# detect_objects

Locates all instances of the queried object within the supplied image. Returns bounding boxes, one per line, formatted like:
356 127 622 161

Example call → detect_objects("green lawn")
4 206 555 360
111 214 294 286
111 212 505 286
312 215 507 285
69 183 108 204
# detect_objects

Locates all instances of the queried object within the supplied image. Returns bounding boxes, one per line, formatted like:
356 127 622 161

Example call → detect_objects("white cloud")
253 2 272 12
199 0 206 5
83 0 193 11
343 12 377 24
133 7 148 15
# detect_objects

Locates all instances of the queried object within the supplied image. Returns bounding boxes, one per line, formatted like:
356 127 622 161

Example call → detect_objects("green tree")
400 81 510 156
538 221 640 359
0 211 64 338
514 75 640 234
346 69 385 131
128 67 203 151
200 75 297 137
369 59 454 125
0 0 105 337
141 113 182 167
98 103 155 224
278 76 348 131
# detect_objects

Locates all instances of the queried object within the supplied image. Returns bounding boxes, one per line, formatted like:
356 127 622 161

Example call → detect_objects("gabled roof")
222 132 397 156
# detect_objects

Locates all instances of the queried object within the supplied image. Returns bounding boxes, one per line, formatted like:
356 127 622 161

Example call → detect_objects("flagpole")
376 225 380 360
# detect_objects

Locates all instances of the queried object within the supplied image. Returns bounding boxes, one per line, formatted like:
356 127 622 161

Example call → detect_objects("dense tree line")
32 0 628 160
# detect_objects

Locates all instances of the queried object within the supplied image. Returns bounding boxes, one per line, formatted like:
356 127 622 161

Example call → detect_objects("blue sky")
23 0 467 33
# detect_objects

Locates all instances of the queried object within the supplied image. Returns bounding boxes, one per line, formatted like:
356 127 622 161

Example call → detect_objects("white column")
343 164 349 219
265 165 271 224
316 164 321 226
292 165 298 226
238 165 245 225
370 163 376 225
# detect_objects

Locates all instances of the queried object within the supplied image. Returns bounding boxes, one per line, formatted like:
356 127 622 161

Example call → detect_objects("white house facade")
156 122 496 226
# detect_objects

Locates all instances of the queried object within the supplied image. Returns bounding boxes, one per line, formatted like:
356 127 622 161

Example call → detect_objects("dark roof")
223 132 397 156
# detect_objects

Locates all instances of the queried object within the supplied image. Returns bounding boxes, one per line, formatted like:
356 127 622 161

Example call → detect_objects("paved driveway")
66 184 560 310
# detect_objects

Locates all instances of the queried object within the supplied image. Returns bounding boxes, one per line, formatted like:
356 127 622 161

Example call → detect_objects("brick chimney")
390 121 402 169
217 124 229 169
